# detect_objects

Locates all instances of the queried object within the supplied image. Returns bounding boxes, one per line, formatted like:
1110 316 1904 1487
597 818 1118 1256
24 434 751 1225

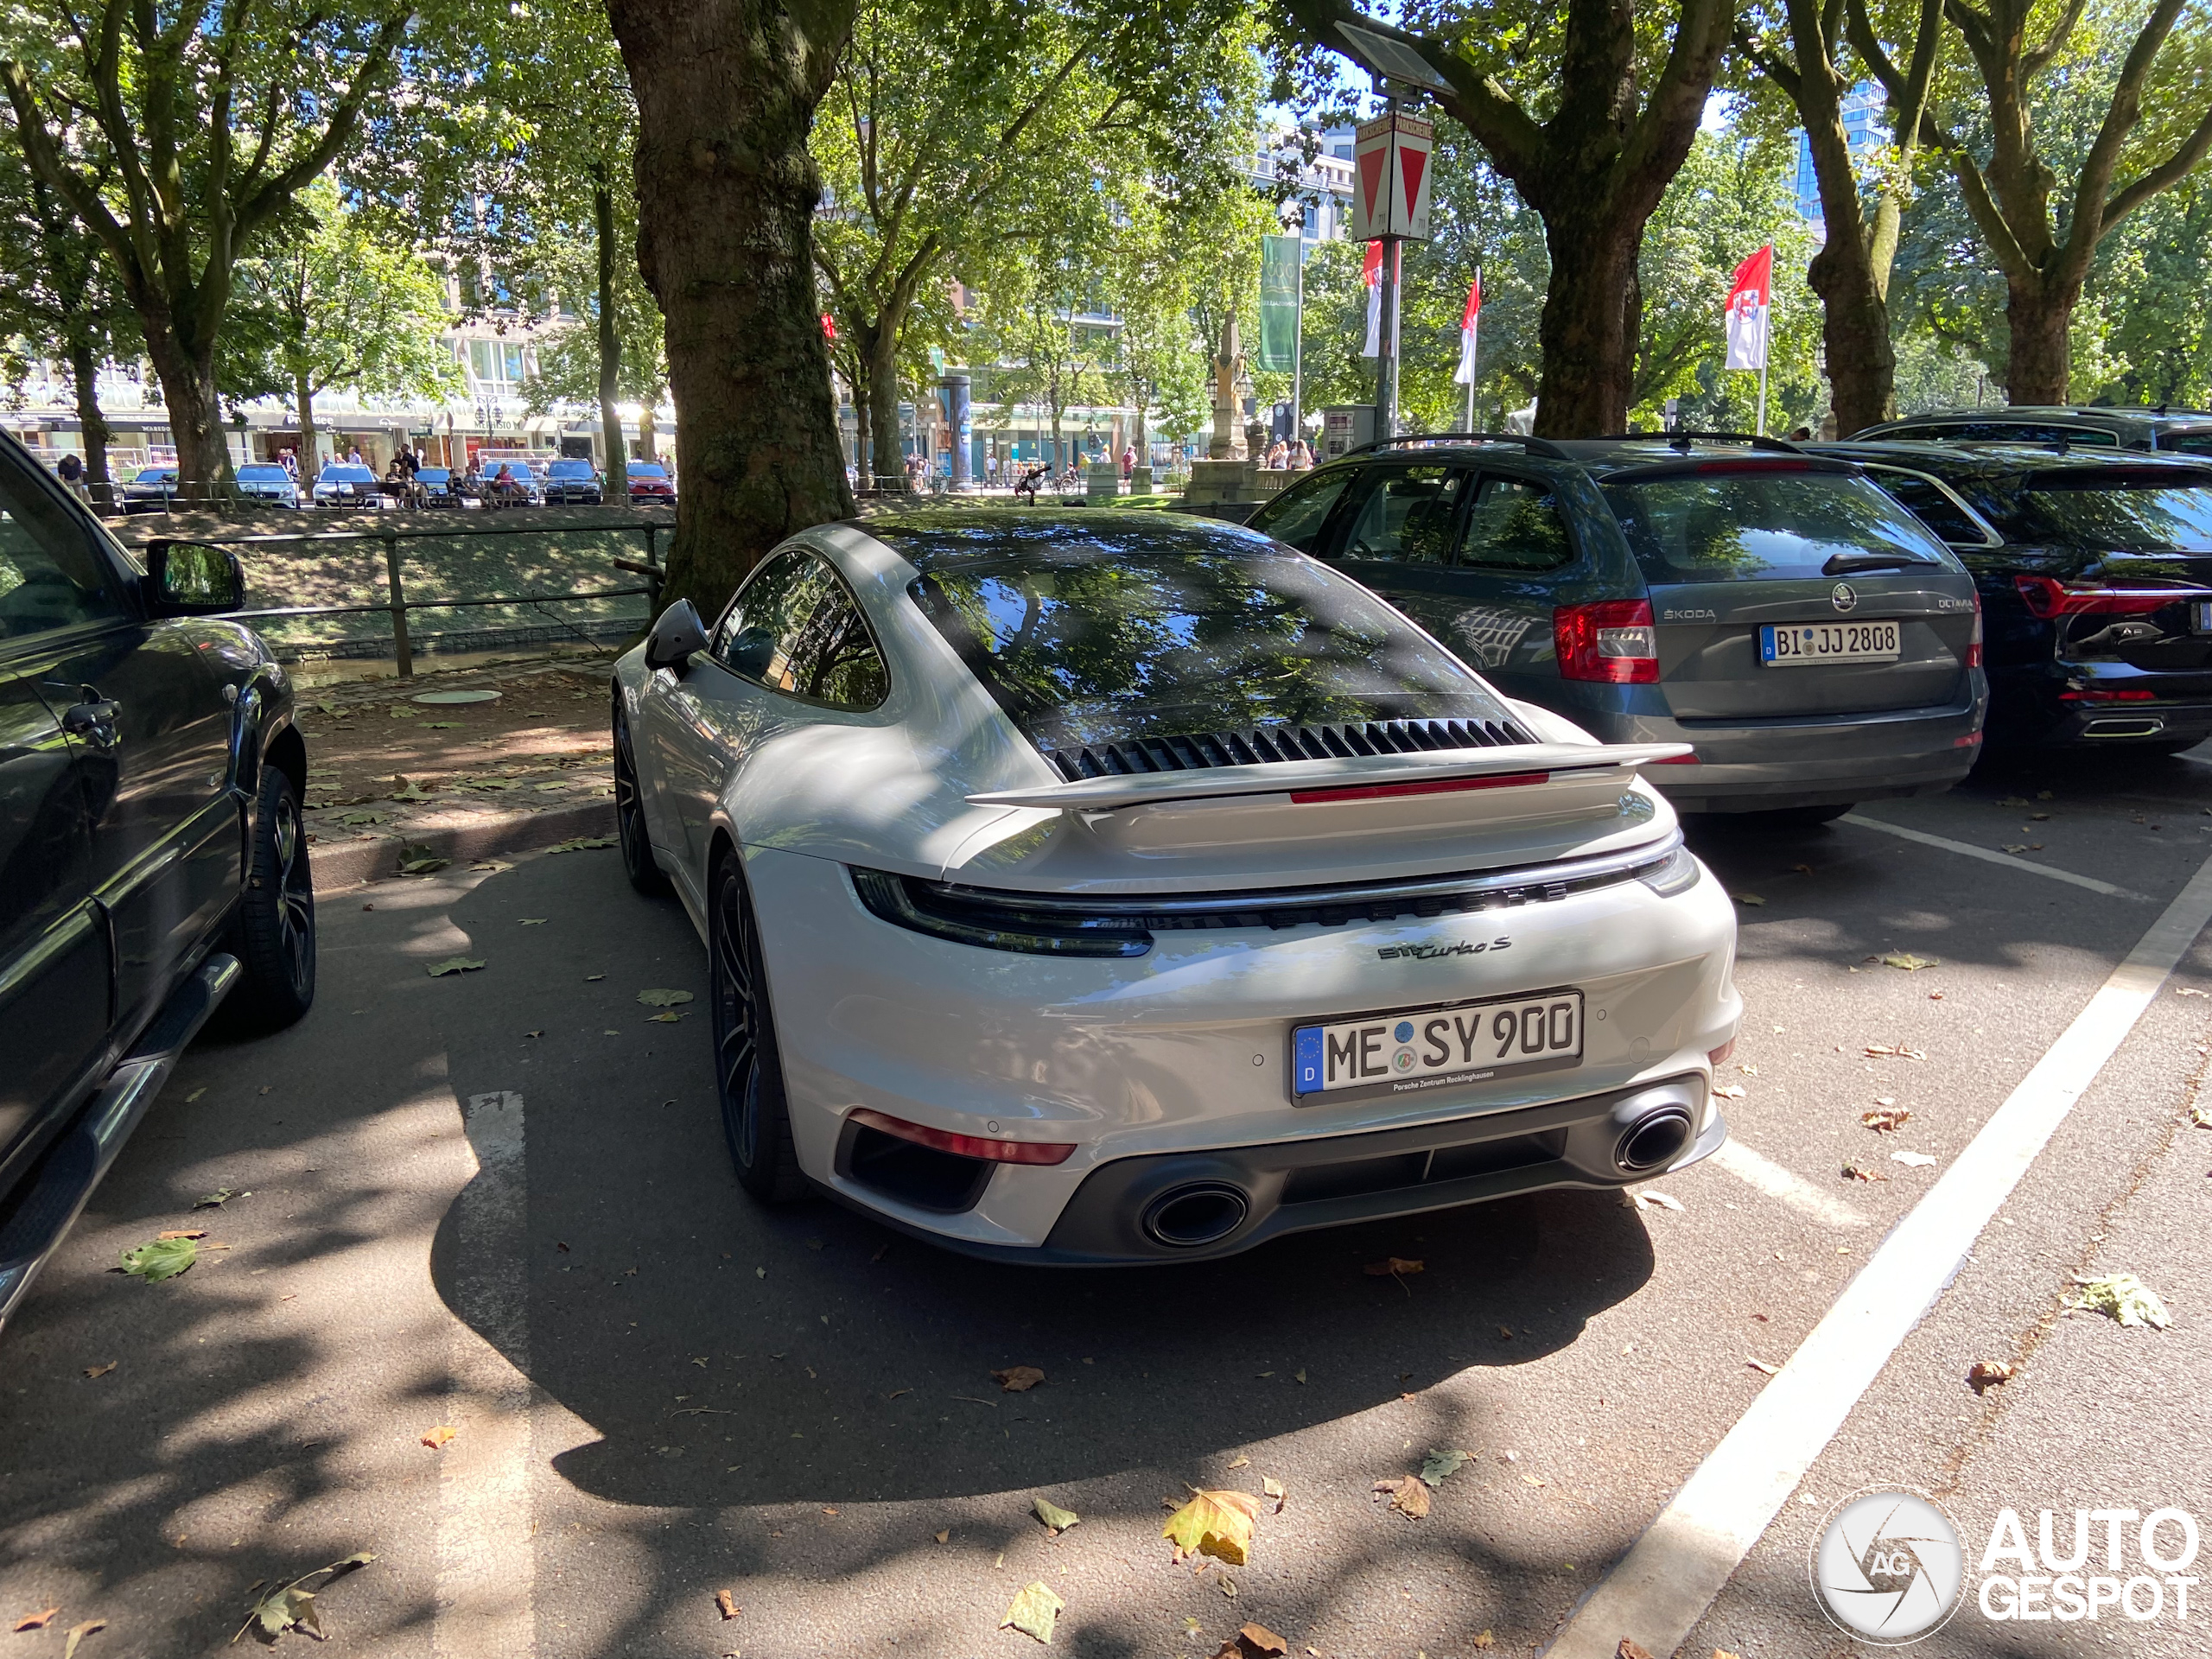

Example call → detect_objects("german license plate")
1761 620 1900 664
1291 989 1583 1103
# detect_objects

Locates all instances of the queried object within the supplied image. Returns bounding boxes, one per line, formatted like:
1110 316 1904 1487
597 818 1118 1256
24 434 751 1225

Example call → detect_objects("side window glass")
715 550 814 680
1338 467 1465 563
0 452 124 640
1459 475 1573 571
779 578 889 710
1248 468 1354 552
1878 475 1983 543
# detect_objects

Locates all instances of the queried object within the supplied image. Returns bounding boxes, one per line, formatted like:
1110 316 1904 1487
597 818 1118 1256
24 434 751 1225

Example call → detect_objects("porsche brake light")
848 1108 1075 1166
1288 771 1549 804
1555 599 1659 683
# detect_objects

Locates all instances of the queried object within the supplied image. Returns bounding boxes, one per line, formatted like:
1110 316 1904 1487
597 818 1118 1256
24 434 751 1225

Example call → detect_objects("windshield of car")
627 462 667 478
2023 474 2212 551
1604 467 1955 583
318 466 374 484
133 468 178 484
238 466 289 483
881 518 1515 752
548 460 594 477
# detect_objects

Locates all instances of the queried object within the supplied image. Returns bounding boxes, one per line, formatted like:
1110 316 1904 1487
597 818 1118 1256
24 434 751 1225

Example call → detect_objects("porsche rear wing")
965 742 1692 812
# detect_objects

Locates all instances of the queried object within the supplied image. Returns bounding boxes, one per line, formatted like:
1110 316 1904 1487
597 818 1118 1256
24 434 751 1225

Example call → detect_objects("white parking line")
435 1090 537 1659
1543 846 2212 1659
1707 1139 1867 1229
1841 812 2150 901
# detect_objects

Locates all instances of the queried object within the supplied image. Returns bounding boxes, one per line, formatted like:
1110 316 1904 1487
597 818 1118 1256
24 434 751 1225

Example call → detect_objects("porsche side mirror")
723 624 778 681
645 599 710 672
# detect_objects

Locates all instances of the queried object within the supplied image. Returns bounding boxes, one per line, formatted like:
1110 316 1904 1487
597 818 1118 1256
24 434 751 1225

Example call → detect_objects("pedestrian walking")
55 452 88 502
1120 444 1134 480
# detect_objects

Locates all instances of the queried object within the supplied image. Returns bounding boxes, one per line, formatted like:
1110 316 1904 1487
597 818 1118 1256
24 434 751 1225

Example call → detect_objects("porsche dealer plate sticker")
1292 990 1583 1103
1760 620 1900 665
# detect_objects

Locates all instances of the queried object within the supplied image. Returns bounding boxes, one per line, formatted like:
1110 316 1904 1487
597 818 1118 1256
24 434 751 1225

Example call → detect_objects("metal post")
384 533 413 679
1377 238 1400 438
1755 285 1772 437
1290 240 1305 450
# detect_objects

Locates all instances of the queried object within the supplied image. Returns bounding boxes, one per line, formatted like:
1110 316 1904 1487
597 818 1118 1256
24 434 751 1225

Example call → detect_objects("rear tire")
613 707 671 896
710 857 808 1203
224 763 317 1033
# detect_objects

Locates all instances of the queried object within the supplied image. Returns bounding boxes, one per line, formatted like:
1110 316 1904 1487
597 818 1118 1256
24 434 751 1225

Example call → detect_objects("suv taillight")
1555 599 1659 683
2013 575 2206 618
1969 589 1984 669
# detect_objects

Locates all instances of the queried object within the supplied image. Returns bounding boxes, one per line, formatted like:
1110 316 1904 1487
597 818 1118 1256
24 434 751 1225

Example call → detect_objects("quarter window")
1459 476 1573 570
1337 467 1466 563
1246 467 1354 552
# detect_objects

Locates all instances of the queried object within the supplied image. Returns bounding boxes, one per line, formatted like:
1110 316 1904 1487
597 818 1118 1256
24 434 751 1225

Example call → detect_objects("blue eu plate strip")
1293 1026 1324 1095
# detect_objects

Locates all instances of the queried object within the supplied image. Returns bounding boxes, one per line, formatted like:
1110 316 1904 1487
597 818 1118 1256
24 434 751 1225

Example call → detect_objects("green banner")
1258 235 1302 373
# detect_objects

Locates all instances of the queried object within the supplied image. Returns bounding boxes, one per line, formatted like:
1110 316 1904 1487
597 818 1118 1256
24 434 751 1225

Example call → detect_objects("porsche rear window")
2024 476 2212 551
883 519 1510 750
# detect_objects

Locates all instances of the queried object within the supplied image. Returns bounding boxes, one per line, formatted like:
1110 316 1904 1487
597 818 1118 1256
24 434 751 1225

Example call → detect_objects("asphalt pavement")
3 749 2210 1659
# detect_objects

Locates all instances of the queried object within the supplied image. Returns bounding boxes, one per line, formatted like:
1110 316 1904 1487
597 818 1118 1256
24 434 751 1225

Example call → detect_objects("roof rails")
1339 431 1575 461
1593 430 1806 454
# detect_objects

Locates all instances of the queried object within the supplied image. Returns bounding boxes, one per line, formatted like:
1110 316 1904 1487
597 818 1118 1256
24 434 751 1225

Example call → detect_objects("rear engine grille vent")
1046 716 1534 782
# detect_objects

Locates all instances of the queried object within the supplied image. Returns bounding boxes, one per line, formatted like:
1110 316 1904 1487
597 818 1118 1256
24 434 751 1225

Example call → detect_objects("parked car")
1813 440 2212 751
611 510 1738 1262
542 458 604 505
626 460 675 505
235 463 300 509
1243 434 1986 821
310 463 381 507
0 428 315 1334
120 466 181 514
413 467 461 507
475 462 543 507
1853 405 2212 455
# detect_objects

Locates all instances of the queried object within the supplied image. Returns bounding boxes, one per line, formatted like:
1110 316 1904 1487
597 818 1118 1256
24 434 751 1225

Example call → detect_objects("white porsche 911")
612 511 1739 1262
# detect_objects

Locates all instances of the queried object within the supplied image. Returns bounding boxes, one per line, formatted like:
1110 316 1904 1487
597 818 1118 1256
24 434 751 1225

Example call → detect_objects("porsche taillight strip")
848 1108 1075 1166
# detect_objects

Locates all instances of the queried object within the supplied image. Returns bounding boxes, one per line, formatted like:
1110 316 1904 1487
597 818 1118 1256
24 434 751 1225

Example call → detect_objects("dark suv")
0 430 316 1334
1815 439 2212 750
1243 434 1986 818
1853 406 2212 455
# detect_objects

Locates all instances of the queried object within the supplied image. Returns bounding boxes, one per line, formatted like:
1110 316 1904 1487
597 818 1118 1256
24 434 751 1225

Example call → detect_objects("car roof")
1811 438 2212 480
857 508 1268 573
1321 431 1859 481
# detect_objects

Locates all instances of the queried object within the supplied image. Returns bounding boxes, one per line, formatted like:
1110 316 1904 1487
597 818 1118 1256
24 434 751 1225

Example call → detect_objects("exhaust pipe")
1614 1108 1694 1174
1141 1182 1249 1248
2082 716 2165 739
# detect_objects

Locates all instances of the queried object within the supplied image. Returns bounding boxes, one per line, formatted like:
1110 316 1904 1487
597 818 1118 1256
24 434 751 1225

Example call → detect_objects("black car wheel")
224 762 316 1031
710 858 807 1202
613 708 671 895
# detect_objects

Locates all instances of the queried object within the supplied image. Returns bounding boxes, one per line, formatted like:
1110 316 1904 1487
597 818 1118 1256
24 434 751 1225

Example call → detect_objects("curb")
308 799 617 892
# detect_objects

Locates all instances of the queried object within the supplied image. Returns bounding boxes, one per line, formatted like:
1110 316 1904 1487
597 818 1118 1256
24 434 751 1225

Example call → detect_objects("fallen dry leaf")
1632 1190 1685 1212
2189 1103 2212 1128
82 1362 116 1379
933 1529 950 1545
1420 1448 1472 1487
60 1620 102 1659
425 957 485 977
12 1609 59 1632
2073 1273 2172 1328
1001 1581 1063 1644
992 1365 1045 1392
637 988 695 1007
1883 952 1940 971
715 1590 739 1620
1967 1360 2015 1394
1363 1256 1424 1276
1714 1649 1744 1659
1164 1488 1265 1565
1861 1109 1911 1132
1236 1624 1289 1657
1713 1082 1746 1099
1374 1475 1429 1518
1841 1162 1888 1182
1891 1150 1937 1168
421 1426 457 1449
1033 1497 1080 1534
1732 892 1766 906
156 1229 207 1242
1262 1476 1287 1510
1473 1634 1495 1652
1618 1640 1655 1659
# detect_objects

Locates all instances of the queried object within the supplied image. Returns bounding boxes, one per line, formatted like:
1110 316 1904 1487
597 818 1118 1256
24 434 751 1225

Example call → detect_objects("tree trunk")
639 397 660 461
67 340 110 490
2004 274 2077 404
593 166 629 489
1793 57 1898 435
604 0 857 619
864 323 906 493
1532 208 1643 437
143 333 231 493
293 362 321 478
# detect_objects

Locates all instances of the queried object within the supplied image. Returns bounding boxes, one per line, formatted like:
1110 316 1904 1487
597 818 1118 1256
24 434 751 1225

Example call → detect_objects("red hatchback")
627 461 675 505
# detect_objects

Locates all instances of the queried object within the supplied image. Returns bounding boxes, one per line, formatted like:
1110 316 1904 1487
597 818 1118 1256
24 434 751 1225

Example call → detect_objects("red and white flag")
1452 271 1482 385
1724 245 1773 372
1361 241 1401 359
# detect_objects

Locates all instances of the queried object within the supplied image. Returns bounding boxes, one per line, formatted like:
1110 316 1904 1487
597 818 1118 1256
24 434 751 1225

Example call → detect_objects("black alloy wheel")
225 762 317 1032
710 859 807 1202
613 706 670 895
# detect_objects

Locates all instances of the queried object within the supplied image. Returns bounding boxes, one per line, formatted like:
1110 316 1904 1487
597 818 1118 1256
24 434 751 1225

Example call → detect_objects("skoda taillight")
1555 599 1660 683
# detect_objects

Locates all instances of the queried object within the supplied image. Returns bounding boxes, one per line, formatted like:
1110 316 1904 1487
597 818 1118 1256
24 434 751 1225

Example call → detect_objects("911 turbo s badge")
1376 938 1513 961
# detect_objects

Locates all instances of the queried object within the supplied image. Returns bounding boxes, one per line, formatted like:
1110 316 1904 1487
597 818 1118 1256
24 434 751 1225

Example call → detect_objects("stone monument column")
1210 319 1246 461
